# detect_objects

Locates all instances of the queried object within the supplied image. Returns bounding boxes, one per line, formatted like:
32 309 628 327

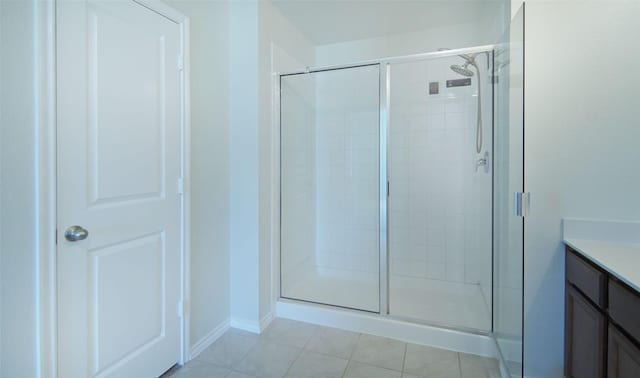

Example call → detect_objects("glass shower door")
493 4 525 376
387 52 494 332
280 64 380 312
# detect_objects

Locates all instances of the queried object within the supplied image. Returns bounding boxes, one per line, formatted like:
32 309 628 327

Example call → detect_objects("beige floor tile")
343 361 402 378
162 360 230 378
196 329 258 368
403 344 460 378
233 340 301 378
284 350 348 378
227 372 257 378
459 353 500 378
261 318 317 348
350 334 407 371
304 326 359 359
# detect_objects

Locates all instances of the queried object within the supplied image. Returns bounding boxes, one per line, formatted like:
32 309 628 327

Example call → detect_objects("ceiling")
271 0 505 45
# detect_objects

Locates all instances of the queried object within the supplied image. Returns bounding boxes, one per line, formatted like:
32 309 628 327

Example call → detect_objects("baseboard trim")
259 311 275 332
276 300 498 358
189 318 230 360
230 317 261 334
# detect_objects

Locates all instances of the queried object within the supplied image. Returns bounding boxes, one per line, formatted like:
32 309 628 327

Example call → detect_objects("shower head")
450 64 475 77
457 53 477 65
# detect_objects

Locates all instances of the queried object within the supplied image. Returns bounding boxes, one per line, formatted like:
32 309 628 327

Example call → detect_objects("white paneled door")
57 1 183 377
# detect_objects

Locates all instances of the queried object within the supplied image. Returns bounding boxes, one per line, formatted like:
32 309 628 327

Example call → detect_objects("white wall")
314 4 505 67
164 0 232 353
0 0 40 376
524 1 640 377
229 0 261 330
257 0 314 322
1 1 233 373
228 0 314 330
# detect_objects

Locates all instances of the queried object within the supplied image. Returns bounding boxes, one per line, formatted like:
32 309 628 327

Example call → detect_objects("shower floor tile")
162 318 501 378
283 263 491 331
282 263 380 312
389 276 492 331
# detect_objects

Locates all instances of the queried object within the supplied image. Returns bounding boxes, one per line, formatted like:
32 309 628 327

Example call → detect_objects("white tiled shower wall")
388 56 493 302
314 66 381 275
281 58 493 311
280 66 380 295
280 76 317 285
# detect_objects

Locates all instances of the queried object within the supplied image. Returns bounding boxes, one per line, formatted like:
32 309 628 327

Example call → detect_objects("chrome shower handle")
476 151 489 173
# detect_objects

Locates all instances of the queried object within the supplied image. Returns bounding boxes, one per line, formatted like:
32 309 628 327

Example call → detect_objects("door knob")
64 225 89 241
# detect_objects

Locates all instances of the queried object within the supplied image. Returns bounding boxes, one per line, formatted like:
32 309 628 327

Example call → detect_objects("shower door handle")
514 192 530 217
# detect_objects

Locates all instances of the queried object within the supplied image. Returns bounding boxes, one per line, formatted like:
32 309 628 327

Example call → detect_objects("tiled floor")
163 318 500 378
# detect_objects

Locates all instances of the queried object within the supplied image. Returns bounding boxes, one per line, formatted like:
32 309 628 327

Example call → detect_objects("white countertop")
563 218 640 293
564 238 640 293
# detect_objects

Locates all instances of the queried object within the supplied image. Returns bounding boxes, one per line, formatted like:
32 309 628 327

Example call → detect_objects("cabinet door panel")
565 284 606 378
566 248 607 308
608 325 640 378
609 279 640 343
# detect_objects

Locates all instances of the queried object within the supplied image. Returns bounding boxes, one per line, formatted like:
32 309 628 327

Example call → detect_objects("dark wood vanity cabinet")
565 283 606 377
608 325 640 377
565 248 607 378
565 246 640 377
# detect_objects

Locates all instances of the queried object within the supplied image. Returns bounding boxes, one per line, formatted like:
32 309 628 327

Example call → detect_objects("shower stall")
279 42 523 375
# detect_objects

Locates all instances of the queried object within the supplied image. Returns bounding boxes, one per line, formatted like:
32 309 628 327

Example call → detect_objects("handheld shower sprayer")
439 49 484 155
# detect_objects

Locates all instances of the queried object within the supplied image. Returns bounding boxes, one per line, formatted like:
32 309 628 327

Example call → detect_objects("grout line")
281 344 304 378
400 342 408 374
300 324 318 351
305 348 353 362
347 333 362 361
341 358 350 378
341 333 362 378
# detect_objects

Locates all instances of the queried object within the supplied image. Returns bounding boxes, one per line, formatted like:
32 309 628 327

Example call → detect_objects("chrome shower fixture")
449 52 479 77
450 63 475 77
448 51 484 155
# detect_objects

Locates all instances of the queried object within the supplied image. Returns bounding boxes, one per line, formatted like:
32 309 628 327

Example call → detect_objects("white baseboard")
230 317 261 334
229 312 274 335
259 311 275 332
276 300 498 358
189 318 230 360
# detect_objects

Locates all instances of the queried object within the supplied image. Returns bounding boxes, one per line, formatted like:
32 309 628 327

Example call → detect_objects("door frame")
37 1 191 375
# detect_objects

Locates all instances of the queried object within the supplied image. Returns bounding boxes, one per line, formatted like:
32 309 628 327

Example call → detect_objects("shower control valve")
476 151 490 173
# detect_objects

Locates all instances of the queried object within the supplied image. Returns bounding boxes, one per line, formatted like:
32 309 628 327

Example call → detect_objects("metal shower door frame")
278 44 497 323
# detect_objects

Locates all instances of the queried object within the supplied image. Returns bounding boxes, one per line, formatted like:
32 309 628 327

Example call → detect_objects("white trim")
35 1 57 377
189 319 230 360
276 301 499 359
259 311 275 332
227 311 274 336
229 318 262 334
178 15 192 367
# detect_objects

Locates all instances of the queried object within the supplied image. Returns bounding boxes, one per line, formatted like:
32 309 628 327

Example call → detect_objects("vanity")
564 220 640 378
